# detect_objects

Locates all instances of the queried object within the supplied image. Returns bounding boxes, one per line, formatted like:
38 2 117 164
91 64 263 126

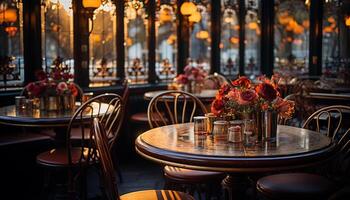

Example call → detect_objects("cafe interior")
1 0 350 199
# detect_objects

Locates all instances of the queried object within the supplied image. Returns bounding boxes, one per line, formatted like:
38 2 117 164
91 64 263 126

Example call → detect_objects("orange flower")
231 76 251 88
274 97 295 119
237 89 257 105
211 99 225 116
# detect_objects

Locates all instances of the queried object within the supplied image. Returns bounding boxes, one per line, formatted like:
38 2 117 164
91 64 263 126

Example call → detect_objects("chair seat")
36 147 94 167
164 166 224 183
120 189 194 200
70 127 93 140
257 173 337 200
131 112 167 124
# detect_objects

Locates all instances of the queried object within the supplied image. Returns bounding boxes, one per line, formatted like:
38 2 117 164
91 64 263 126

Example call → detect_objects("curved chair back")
203 73 228 89
147 90 207 128
302 105 350 141
93 118 120 200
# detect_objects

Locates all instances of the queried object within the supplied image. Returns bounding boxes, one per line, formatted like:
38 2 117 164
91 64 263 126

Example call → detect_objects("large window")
42 0 73 73
89 1 117 87
189 1 211 72
220 0 239 76
244 0 260 76
274 0 309 75
124 0 148 84
156 1 177 82
0 0 23 89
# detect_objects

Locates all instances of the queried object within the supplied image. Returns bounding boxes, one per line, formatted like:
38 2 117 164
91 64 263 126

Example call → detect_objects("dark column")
116 0 125 81
260 0 274 77
147 0 156 83
238 0 246 76
23 0 42 84
210 0 221 74
0 29 8 56
309 0 323 76
73 0 90 87
177 0 189 74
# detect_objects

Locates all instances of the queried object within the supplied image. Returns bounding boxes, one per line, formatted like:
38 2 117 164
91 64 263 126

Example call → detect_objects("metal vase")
62 95 75 111
46 96 60 111
261 110 278 141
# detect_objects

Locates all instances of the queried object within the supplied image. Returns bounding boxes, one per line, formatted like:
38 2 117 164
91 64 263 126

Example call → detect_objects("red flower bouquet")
211 76 295 119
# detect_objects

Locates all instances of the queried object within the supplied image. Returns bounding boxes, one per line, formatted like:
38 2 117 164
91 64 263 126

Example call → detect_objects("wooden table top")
0 102 110 127
144 90 217 102
136 123 336 173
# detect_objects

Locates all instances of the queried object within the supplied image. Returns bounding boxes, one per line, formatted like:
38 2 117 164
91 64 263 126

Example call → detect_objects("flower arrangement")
211 75 295 119
175 65 207 85
25 58 77 98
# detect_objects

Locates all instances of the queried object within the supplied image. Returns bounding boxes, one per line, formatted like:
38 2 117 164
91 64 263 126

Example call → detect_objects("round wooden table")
0 102 110 144
135 123 336 199
144 89 217 102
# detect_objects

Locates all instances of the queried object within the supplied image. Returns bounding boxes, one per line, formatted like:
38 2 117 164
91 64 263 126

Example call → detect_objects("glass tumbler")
243 119 255 146
193 116 208 136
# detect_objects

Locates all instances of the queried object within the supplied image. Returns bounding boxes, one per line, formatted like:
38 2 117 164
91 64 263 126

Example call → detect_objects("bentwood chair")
147 91 225 199
36 93 124 200
256 105 350 200
92 118 194 200
203 73 229 90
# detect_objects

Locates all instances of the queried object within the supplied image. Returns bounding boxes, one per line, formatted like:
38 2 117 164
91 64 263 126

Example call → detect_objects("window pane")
42 0 74 74
0 0 24 90
190 1 211 72
220 0 239 76
274 0 309 75
89 1 117 87
125 0 148 84
245 0 260 76
156 2 177 82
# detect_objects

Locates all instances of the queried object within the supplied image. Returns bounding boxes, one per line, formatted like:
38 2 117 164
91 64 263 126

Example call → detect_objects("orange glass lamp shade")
248 22 258 30
189 11 201 23
82 0 102 9
180 2 196 16
5 26 17 37
196 30 209 40
1 8 17 24
346 16 350 27
230 37 239 44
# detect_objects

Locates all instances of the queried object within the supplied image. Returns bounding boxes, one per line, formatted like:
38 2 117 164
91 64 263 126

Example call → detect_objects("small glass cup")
15 96 27 110
205 113 216 135
212 120 229 143
243 119 255 146
193 116 208 136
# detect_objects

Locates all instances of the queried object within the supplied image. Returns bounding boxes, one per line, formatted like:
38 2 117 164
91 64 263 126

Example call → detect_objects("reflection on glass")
125 0 148 84
245 0 260 76
156 2 177 82
42 0 74 74
189 1 211 73
89 1 117 87
274 0 309 76
0 0 24 89
220 1 239 76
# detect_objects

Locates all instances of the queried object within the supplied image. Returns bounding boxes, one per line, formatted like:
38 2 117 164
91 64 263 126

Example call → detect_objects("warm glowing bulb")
180 2 196 16
196 30 209 39
82 0 102 9
345 16 350 27
189 11 201 23
4 8 17 23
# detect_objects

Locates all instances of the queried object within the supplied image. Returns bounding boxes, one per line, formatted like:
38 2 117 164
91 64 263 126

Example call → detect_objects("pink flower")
56 82 68 94
227 88 239 101
237 89 257 105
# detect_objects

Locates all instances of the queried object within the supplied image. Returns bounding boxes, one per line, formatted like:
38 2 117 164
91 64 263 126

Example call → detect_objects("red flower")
256 83 277 102
175 74 189 84
211 99 225 116
56 82 68 94
26 82 44 97
237 89 257 105
68 83 79 97
231 76 251 88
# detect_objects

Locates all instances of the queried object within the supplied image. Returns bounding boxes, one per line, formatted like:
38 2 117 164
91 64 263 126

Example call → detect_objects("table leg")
221 174 248 200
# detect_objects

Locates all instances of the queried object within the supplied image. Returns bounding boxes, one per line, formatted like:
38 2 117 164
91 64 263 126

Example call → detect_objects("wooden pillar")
309 0 323 76
177 0 189 74
238 0 245 76
73 0 90 87
260 0 274 77
210 0 221 74
23 0 42 84
116 0 125 81
147 0 156 83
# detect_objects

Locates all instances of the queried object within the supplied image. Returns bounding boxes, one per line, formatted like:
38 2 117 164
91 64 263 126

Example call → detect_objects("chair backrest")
93 118 120 200
147 90 207 128
302 105 350 141
66 93 124 163
203 73 228 89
